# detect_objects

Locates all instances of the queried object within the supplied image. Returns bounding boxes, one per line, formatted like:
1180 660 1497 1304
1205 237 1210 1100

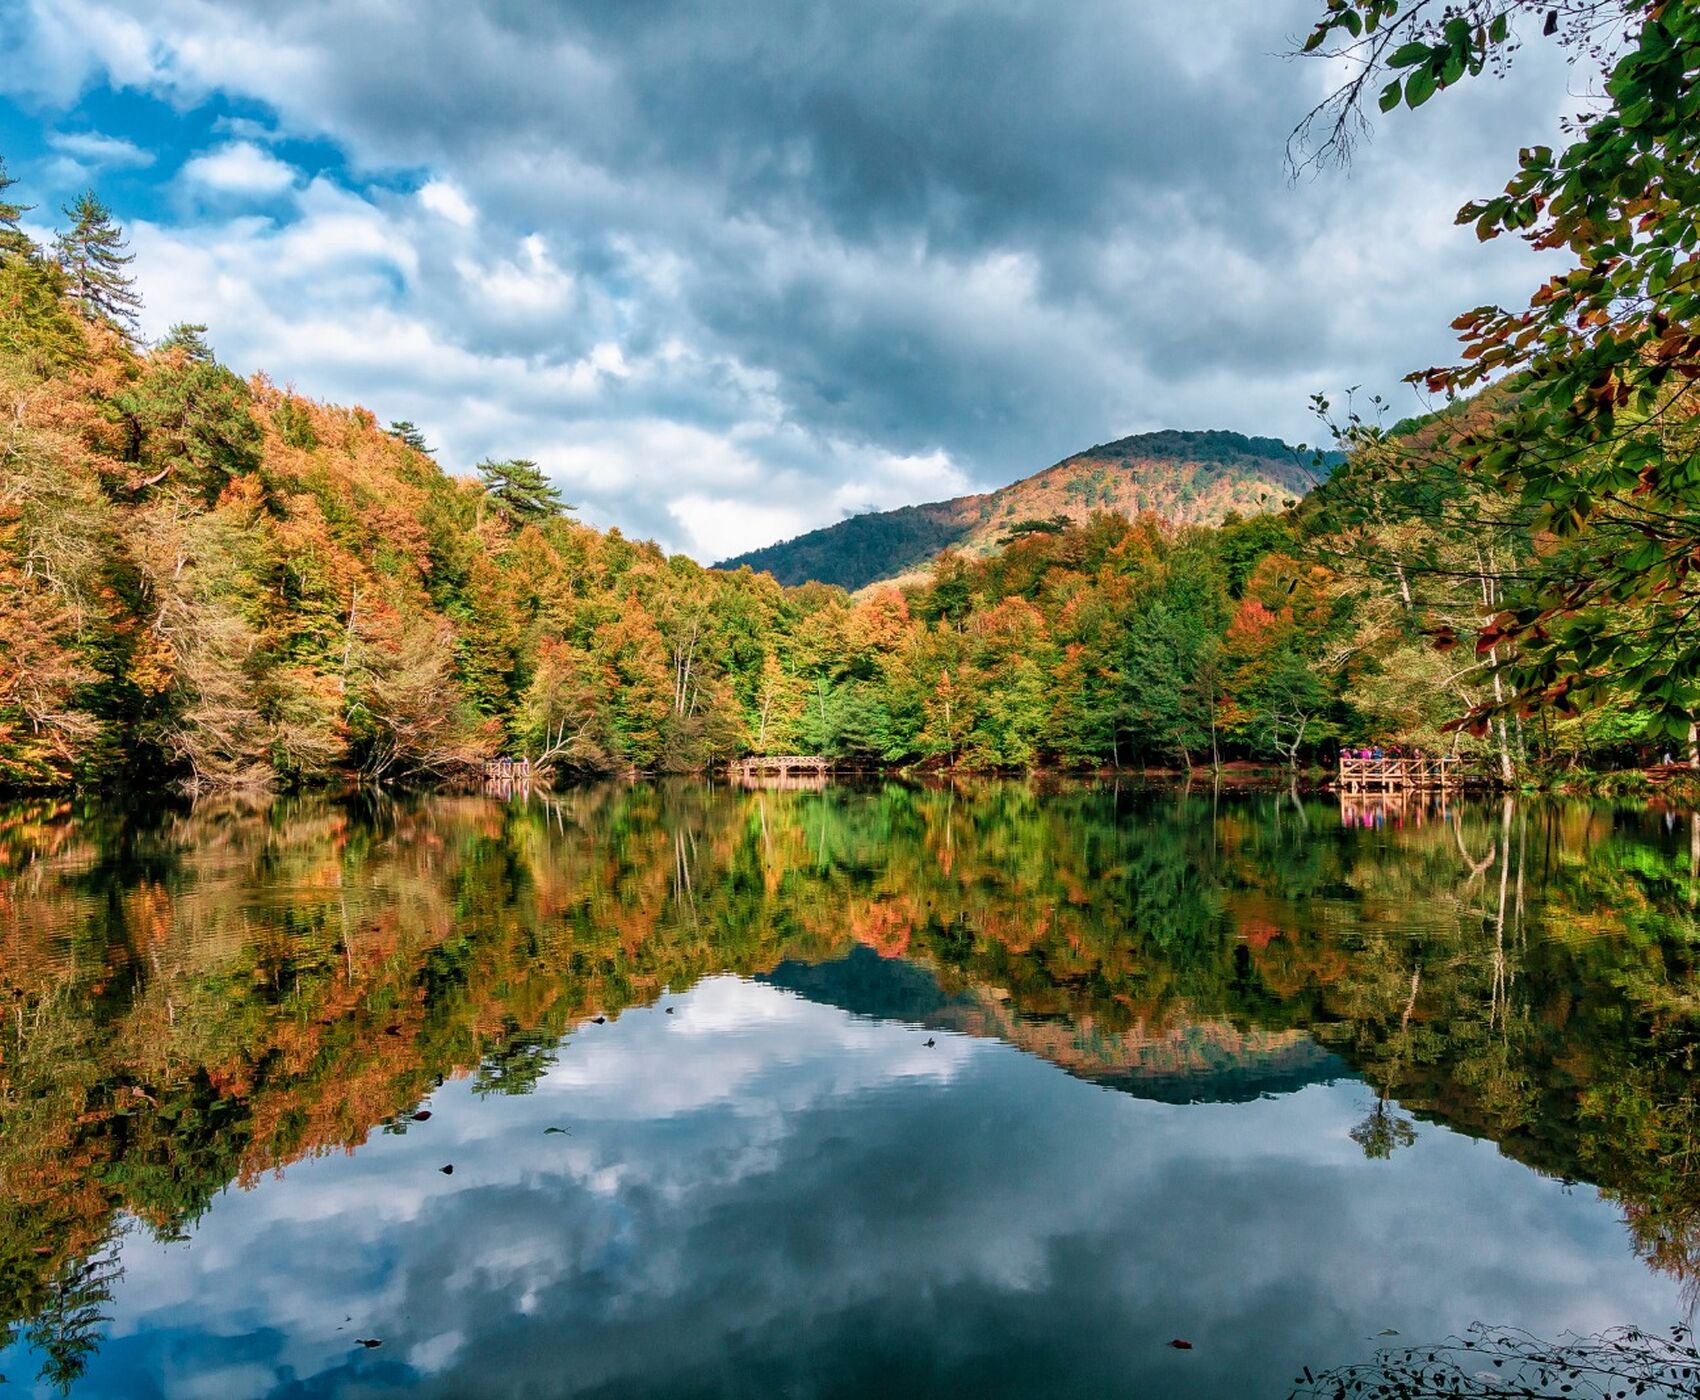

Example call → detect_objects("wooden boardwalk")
1338 755 1464 792
729 755 831 778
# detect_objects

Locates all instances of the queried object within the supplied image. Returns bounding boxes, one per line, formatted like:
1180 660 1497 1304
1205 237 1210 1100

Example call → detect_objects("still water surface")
1 781 1697 1397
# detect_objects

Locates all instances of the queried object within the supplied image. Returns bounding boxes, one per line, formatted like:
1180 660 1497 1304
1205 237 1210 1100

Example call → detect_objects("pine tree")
477 458 571 524
54 191 141 335
388 420 433 454
0 154 34 263
158 321 214 362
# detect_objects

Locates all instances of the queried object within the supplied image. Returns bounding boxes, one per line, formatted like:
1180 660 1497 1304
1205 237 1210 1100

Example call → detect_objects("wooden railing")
1338 755 1465 791
483 757 535 782
729 755 830 777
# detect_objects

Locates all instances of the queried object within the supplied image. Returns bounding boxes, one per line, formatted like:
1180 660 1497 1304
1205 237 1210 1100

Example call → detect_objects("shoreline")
8 761 1700 805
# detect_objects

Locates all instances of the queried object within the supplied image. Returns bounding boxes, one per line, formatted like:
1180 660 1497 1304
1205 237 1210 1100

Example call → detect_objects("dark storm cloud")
0 0 1578 556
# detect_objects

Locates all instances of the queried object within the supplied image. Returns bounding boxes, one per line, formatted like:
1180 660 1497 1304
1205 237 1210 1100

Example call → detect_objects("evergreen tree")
158 322 214 363
389 420 433 454
477 458 570 524
0 153 34 263
53 191 140 335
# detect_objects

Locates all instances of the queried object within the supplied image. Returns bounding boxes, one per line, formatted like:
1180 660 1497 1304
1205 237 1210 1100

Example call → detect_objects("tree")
515 638 613 772
478 457 570 525
0 246 84 376
157 322 213 362
1294 0 1700 742
1223 597 1335 773
53 192 140 335
1118 601 1214 769
111 350 263 500
389 420 433 454
346 606 492 781
0 153 34 263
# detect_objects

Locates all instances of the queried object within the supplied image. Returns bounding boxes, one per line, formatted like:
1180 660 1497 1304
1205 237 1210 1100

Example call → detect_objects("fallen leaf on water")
439 1164 454 1175
1168 1339 1193 1350
544 1127 570 1135
1378 1329 1400 1337
412 1111 432 1122
355 1339 382 1349
592 1015 607 1024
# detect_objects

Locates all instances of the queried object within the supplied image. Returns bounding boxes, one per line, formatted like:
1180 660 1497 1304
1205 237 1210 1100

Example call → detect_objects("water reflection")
0 782 1696 1396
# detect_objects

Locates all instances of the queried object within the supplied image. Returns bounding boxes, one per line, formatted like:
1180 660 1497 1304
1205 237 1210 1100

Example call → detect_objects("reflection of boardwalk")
730 772 828 791
1338 755 1464 792
1339 790 1455 830
729 755 830 779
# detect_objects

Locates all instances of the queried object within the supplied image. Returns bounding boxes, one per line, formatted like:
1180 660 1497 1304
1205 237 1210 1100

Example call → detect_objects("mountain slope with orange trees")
3 219 1368 794
717 430 1329 590
0 246 784 790
0 172 1635 791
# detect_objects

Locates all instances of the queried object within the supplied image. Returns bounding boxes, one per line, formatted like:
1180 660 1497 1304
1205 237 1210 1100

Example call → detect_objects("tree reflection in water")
0 781 1697 1389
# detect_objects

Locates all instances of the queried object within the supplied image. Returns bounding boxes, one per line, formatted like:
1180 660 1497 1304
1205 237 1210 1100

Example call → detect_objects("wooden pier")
1337 754 1464 793
729 755 831 779
483 756 534 782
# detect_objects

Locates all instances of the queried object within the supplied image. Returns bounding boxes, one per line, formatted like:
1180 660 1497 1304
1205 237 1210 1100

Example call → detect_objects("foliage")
0 153 1687 792
0 155 35 264
1291 1322 1700 1399
1295 0 1700 740
477 456 570 524
388 420 432 454
717 429 1323 592
2 785 1699 1377
52 192 139 338
719 500 972 591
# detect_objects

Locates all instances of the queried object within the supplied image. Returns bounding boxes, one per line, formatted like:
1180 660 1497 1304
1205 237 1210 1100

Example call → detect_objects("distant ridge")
716 428 1327 591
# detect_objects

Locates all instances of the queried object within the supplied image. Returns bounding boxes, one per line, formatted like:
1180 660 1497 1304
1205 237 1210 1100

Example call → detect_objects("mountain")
761 945 1347 1106
717 429 1325 590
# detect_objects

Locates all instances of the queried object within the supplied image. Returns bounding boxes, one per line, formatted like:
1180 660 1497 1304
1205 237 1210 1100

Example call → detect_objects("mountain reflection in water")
0 781 1696 1397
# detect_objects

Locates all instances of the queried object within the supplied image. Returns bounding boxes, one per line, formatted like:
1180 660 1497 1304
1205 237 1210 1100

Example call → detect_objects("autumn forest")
3 154 1691 798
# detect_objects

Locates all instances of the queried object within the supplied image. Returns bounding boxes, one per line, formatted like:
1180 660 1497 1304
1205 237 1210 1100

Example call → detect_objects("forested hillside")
717 429 1325 590
0 159 1685 792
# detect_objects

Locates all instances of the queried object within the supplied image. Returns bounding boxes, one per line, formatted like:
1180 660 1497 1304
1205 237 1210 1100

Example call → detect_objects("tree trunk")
339 583 359 694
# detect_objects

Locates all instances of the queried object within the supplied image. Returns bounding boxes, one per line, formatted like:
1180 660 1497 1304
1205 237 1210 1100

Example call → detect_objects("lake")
1 781 1696 1397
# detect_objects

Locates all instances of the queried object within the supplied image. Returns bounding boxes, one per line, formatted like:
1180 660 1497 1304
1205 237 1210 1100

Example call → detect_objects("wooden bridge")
729 755 831 778
1338 754 1465 792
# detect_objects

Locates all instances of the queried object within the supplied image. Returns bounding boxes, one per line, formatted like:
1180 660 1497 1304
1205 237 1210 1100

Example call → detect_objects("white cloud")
81 972 1690 1397
0 0 1587 560
179 140 299 196
419 178 476 226
452 235 575 316
212 114 284 143
670 495 814 563
47 128 154 167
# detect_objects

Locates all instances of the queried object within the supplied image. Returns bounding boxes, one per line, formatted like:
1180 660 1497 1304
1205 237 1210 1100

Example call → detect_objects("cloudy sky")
26 976 1679 1397
0 1 1573 561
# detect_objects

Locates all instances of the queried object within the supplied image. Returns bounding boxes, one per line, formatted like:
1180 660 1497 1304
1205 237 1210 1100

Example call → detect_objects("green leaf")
1405 66 1438 108
1379 80 1402 112
1388 40 1433 68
